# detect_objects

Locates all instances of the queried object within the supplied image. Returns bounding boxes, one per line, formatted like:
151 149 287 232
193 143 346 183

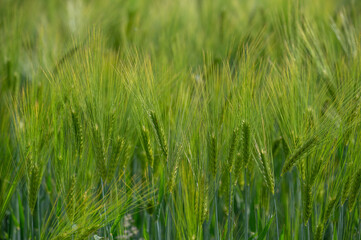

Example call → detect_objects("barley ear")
233 153 242 185
322 197 337 224
28 163 41 214
93 124 107 181
341 174 352 205
66 175 76 222
107 136 124 182
303 179 312 224
309 159 322 187
241 121 250 168
208 133 217 179
141 126 154 169
149 110 168 159
281 136 317 176
260 150 275 195
198 175 209 224
314 223 324 240
169 146 181 194
226 127 239 174
348 168 361 212
71 107 83 157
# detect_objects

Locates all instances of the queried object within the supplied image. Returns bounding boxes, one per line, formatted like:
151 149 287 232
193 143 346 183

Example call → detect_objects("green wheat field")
1 0 361 239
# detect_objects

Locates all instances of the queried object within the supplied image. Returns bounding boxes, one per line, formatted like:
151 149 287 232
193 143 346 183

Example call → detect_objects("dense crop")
1 0 361 239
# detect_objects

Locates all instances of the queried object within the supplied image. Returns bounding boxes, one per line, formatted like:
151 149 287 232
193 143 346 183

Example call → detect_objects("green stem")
214 180 219 240
244 169 248 240
228 172 232 240
101 178 109 237
274 196 279 240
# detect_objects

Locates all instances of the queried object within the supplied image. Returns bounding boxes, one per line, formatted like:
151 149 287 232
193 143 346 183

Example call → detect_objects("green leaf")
254 215 274 240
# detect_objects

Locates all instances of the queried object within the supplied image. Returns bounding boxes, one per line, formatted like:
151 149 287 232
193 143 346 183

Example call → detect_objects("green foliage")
1 0 361 239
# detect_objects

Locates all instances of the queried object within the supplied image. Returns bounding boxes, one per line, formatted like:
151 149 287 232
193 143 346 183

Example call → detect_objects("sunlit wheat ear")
66 174 76 222
28 162 41 214
149 110 168 159
71 107 83 157
93 124 107 181
347 167 361 212
260 150 274 194
141 126 154 169
241 121 250 168
208 133 217 179
302 179 312 225
107 136 124 182
314 223 324 240
322 197 337 224
281 136 318 176
341 174 352 205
